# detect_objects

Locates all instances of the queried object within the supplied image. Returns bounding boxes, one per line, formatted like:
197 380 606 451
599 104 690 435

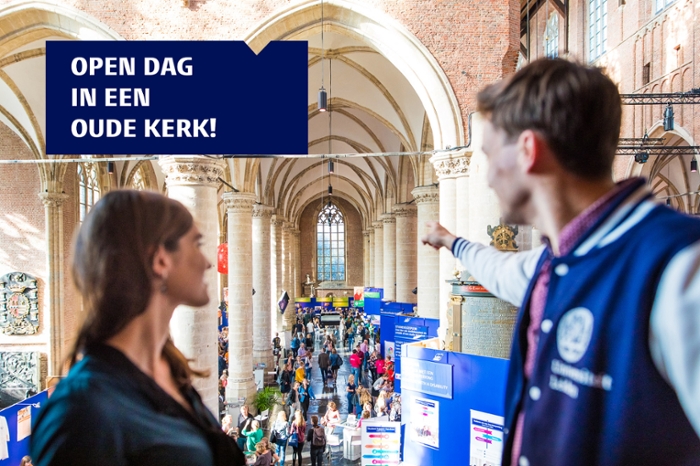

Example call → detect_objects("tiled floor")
279 333 370 466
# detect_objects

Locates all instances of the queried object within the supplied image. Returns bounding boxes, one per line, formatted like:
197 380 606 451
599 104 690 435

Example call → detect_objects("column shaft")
40 192 68 377
282 222 295 342
393 205 417 304
223 191 257 402
373 221 384 291
368 228 375 286
362 231 371 287
271 216 284 338
382 214 396 301
160 156 225 414
252 205 274 374
412 186 440 318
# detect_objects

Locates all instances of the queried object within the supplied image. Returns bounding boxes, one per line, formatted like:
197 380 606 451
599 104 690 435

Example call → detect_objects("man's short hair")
476 58 621 179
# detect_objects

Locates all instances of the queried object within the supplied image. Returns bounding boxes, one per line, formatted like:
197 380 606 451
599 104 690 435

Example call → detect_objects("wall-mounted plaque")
0 272 39 335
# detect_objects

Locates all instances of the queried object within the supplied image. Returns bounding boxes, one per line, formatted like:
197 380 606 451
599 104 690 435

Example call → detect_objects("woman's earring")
160 277 168 294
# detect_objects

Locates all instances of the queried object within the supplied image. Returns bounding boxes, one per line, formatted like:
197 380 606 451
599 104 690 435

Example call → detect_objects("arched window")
545 13 559 58
77 163 100 222
131 165 147 191
317 202 345 281
589 0 608 62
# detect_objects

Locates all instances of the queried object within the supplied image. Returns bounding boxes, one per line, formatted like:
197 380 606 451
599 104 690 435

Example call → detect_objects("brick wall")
0 123 47 351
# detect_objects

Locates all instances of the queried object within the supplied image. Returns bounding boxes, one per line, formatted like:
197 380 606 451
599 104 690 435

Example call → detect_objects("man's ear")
518 129 553 174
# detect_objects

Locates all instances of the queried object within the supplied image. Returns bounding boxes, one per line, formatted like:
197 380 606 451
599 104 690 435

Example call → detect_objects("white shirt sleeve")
649 239 700 437
452 238 545 307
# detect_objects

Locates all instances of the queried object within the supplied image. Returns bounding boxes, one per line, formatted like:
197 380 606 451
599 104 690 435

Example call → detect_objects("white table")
338 423 361 461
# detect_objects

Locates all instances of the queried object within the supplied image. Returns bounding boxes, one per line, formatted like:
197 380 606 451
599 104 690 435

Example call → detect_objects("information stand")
400 339 509 466
360 420 401 466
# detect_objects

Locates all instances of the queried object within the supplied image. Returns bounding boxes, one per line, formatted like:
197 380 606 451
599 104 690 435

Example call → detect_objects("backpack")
312 426 326 446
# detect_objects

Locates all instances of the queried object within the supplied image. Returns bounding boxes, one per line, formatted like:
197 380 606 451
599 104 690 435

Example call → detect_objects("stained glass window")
316 202 345 281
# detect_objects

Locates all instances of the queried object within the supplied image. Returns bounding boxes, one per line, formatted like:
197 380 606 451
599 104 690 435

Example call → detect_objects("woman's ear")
151 244 173 282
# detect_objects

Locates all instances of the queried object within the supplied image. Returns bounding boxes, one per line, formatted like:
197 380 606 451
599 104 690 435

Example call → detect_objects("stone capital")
291 229 300 238
270 214 285 227
159 156 226 187
39 192 69 208
411 185 440 205
362 230 371 238
429 149 471 179
392 204 417 218
222 191 256 213
252 204 274 219
283 221 295 231
381 213 395 224
372 220 383 230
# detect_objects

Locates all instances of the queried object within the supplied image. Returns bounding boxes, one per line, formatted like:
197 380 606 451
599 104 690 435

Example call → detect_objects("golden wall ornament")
487 218 519 251
0 272 39 335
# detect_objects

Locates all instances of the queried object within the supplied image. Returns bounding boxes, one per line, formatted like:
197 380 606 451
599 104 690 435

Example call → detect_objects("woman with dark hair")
30 190 245 466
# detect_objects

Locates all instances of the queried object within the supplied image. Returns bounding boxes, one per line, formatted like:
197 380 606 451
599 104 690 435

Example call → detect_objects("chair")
325 433 343 465
254 409 269 429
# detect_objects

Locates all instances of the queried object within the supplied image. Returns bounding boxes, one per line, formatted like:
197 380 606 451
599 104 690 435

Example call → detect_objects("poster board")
469 409 505 466
361 420 401 466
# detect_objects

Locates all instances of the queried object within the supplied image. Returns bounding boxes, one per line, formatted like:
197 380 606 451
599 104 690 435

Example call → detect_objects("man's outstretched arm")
421 221 544 307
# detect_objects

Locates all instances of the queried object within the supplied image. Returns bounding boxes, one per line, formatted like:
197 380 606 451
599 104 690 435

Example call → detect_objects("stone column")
160 156 225 414
362 230 371 287
393 204 417 304
40 191 68 377
270 215 284 339
468 115 501 245
222 191 257 403
282 222 296 342
372 221 384 291
252 204 274 374
293 229 301 298
412 185 440 318
382 213 396 301
368 227 375 286
431 150 471 345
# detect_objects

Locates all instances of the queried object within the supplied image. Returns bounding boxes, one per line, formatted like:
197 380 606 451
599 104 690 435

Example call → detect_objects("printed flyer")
470 409 504 466
409 397 439 448
361 421 401 466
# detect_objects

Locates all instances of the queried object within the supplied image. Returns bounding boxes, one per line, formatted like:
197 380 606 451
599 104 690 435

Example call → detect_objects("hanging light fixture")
318 0 327 112
328 159 334 174
663 103 675 131
691 158 698 173
107 161 115 174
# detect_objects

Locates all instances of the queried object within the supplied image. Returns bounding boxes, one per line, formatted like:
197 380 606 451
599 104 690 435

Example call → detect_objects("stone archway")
244 0 464 153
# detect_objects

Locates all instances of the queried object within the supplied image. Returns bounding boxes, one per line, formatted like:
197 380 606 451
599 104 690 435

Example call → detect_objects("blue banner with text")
401 357 453 399
46 41 308 155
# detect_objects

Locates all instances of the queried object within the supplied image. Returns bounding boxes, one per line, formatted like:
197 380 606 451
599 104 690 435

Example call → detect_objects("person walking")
288 410 306 466
329 348 342 381
271 411 289 466
346 374 358 415
299 378 316 419
307 415 326 466
318 347 330 386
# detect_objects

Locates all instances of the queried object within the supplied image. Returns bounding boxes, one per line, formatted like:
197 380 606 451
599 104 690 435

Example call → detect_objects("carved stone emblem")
487 219 519 251
0 272 39 335
0 352 41 407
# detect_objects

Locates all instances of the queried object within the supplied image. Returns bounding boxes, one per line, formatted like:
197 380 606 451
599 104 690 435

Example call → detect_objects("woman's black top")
30 344 246 466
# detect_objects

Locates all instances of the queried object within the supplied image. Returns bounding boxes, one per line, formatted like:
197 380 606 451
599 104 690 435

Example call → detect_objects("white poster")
17 406 31 441
469 409 504 466
360 420 401 466
384 341 395 362
409 397 439 448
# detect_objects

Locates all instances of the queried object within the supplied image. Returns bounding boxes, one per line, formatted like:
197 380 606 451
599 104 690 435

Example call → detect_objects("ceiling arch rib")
277 156 379 214
292 189 368 229
287 174 370 220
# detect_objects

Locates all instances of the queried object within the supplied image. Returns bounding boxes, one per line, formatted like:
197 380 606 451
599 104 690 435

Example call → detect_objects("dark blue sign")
395 324 428 341
400 357 453 399
46 41 308 155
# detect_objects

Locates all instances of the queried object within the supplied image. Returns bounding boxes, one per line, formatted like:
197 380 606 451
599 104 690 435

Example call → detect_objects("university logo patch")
556 307 594 363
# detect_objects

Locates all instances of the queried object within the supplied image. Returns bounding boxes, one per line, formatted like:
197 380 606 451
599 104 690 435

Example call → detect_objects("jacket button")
529 386 541 400
519 456 530 466
554 263 569 276
541 319 553 333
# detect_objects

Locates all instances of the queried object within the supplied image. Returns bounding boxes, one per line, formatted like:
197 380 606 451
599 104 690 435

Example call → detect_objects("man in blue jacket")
422 58 700 465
